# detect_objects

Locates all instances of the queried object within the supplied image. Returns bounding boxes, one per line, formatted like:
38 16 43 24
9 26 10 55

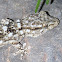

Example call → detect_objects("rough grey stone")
0 0 62 62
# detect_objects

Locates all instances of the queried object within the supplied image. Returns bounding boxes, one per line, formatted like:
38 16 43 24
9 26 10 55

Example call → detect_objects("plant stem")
35 0 41 13
46 0 49 5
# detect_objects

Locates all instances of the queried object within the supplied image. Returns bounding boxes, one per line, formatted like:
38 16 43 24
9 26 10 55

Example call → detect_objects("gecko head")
48 18 59 29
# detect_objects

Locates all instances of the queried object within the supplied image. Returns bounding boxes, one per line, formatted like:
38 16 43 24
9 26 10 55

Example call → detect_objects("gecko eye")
48 24 54 29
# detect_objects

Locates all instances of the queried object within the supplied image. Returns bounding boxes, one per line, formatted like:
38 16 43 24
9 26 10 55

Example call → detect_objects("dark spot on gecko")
7 27 16 34
19 42 23 46
7 18 14 22
0 33 4 38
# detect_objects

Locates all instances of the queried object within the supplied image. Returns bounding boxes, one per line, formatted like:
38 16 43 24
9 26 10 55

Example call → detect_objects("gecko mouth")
21 27 42 30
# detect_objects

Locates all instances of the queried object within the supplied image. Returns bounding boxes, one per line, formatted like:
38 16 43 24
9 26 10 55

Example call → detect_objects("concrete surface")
0 0 62 62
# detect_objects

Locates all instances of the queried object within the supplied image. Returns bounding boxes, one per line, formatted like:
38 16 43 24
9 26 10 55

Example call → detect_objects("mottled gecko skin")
0 11 59 59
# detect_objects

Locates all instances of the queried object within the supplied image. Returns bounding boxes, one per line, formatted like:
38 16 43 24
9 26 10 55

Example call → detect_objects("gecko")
0 11 59 59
